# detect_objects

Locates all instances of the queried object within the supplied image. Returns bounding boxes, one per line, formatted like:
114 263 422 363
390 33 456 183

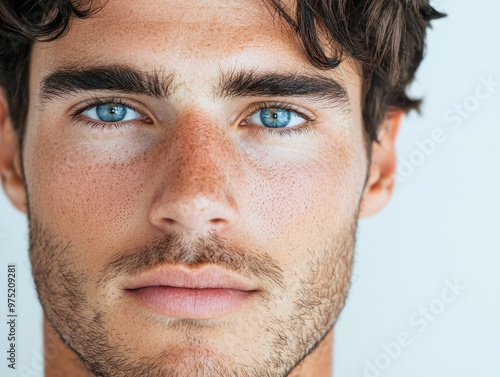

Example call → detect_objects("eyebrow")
218 69 349 109
39 65 349 110
39 65 174 103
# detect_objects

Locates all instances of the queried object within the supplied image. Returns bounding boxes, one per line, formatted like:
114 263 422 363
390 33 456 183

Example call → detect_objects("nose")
148 114 239 236
153 193 238 234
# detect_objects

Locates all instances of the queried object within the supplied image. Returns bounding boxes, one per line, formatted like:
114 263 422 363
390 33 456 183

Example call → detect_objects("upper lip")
124 264 259 291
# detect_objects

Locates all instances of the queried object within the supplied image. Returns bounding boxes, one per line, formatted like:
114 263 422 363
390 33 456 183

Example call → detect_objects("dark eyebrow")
39 65 174 103
39 65 349 111
218 69 349 109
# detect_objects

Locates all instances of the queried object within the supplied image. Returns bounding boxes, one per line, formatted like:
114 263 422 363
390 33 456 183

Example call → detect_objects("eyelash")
71 98 315 137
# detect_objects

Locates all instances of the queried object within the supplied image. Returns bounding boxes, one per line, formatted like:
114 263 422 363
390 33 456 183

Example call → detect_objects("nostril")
165 218 176 225
207 218 228 233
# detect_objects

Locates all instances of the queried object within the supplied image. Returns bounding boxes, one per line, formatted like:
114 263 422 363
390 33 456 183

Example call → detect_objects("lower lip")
127 286 257 318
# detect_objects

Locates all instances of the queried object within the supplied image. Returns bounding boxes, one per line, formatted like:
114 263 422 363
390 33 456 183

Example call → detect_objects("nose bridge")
169 111 229 195
149 110 238 234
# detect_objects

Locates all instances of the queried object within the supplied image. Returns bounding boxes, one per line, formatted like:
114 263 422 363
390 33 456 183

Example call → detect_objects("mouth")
124 264 260 319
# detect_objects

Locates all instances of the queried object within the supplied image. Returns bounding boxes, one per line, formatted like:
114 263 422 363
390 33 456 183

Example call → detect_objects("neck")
43 316 334 377
288 330 334 377
43 317 90 377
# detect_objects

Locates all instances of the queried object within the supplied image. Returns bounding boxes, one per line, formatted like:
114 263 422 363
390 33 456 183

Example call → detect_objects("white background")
1 0 499 376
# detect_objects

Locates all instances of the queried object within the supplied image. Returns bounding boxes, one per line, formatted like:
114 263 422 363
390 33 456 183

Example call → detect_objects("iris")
260 108 291 128
96 104 128 122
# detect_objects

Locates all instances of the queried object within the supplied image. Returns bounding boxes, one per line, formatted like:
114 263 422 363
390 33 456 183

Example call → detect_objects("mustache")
97 231 285 292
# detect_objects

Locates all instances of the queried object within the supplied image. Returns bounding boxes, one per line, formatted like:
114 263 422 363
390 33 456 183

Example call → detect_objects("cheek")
241 132 366 263
24 130 154 249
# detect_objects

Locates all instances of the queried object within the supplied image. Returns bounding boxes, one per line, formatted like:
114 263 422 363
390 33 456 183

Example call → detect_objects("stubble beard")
27 204 357 377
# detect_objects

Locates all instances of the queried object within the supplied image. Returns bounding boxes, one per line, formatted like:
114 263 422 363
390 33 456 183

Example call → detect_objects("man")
0 0 443 376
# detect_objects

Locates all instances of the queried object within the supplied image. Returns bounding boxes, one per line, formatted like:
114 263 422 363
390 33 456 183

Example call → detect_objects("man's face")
21 0 368 376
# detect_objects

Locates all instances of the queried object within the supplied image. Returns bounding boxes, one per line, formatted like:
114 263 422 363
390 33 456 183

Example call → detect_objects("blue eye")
249 107 307 129
96 104 127 122
260 108 290 128
82 103 142 123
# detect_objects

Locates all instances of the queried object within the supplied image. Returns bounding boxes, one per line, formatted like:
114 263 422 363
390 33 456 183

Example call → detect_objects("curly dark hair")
0 0 444 151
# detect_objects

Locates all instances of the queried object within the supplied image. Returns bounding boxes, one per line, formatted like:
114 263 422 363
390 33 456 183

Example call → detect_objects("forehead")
33 0 310 73
29 0 363 131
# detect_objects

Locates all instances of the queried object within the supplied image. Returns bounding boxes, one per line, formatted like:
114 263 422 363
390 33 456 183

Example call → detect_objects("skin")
0 0 401 376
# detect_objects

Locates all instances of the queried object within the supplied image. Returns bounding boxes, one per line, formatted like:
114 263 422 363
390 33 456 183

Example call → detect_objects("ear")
0 87 27 213
358 110 403 218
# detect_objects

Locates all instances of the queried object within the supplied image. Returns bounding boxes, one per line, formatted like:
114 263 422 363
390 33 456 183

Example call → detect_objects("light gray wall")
335 1 500 376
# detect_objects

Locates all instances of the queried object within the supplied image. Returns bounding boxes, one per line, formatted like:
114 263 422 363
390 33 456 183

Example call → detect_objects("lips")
124 264 260 318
